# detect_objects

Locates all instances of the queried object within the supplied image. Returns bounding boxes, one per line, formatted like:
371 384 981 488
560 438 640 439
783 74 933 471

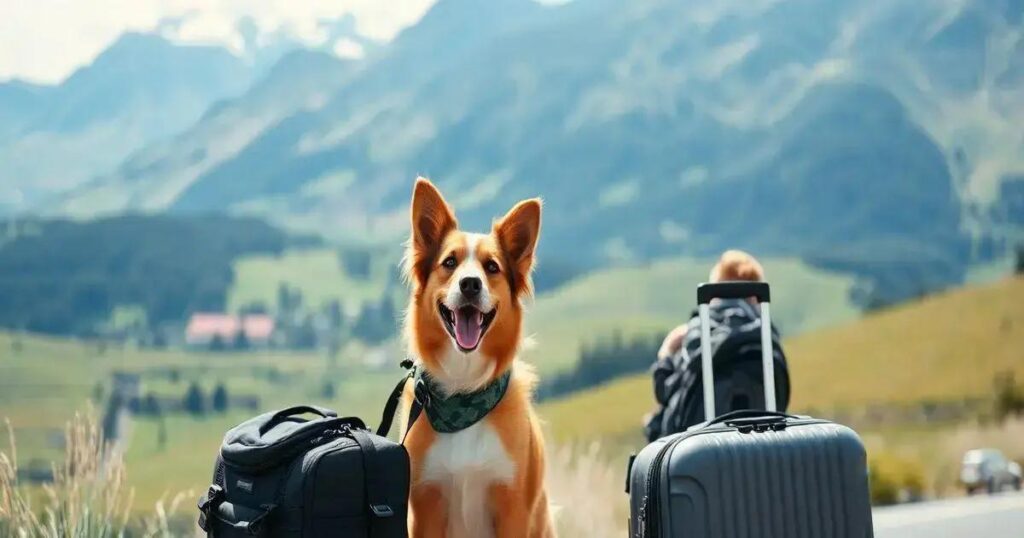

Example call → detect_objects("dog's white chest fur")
420 420 516 538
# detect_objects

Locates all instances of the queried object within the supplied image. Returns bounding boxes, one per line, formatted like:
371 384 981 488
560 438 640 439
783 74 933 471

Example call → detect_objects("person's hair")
709 250 765 283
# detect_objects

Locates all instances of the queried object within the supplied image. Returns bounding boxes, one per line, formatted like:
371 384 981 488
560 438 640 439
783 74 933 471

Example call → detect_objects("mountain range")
5 0 1023 302
0 33 265 209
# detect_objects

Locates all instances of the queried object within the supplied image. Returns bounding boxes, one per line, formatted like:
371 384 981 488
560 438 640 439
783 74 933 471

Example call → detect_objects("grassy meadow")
229 250 859 377
0 253 857 517
538 276 1024 497
228 247 398 313
2 252 1019 531
540 276 1024 436
525 256 858 375
0 332 401 509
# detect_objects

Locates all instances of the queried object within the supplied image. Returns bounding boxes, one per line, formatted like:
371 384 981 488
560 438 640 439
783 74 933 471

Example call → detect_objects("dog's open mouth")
438 302 497 352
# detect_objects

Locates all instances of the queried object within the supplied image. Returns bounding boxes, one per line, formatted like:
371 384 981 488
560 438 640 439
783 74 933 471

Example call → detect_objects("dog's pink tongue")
454 308 483 349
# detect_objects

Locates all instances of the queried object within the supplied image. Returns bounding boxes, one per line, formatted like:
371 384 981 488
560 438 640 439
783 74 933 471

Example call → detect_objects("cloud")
0 0 435 84
333 38 366 60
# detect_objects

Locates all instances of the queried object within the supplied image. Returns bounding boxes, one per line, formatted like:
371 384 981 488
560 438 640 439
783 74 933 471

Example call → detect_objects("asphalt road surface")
874 491 1024 538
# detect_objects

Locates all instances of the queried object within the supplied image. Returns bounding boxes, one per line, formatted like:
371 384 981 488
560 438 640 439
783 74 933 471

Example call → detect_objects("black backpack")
197 396 414 538
644 299 791 441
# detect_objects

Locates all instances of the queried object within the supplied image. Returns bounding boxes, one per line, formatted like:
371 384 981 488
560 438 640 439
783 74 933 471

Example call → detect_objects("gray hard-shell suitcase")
628 282 873 538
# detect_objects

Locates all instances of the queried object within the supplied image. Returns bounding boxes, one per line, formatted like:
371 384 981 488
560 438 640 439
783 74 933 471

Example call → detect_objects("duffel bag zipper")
301 427 357 474
308 424 352 448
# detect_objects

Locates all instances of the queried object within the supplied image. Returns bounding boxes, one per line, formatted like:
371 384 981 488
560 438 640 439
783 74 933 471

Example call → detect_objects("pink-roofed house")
241 315 275 343
185 313 275 349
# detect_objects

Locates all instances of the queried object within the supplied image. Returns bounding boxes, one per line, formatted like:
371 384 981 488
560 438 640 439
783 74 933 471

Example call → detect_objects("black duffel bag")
197 400 411 538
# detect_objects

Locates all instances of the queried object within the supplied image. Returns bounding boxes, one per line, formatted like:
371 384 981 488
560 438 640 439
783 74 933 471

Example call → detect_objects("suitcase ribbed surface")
700 426 860 537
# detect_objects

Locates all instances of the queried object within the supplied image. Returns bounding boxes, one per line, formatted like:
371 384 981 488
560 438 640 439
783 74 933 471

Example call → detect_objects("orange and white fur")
401 178 554 538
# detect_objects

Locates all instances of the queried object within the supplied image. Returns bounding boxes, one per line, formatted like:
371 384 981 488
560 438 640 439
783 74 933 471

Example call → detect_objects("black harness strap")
375 375 408 438
376 359 425 444
405 381 427 442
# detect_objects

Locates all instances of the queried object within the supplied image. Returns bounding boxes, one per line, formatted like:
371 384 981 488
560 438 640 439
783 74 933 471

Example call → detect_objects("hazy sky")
0 0 436 84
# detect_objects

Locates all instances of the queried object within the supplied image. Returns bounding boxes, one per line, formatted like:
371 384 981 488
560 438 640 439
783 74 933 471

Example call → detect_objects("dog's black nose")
460 277 482 298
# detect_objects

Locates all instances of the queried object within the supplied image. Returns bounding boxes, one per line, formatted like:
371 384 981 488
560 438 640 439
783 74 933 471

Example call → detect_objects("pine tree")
212 383 229 413
233 328 250 351
184 382 207 416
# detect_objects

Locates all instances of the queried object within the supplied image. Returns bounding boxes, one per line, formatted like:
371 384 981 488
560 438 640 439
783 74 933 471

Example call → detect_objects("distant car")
961 449 1022 495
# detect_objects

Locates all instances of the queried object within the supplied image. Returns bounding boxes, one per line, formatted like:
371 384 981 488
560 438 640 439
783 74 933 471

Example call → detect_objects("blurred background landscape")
1 0 1022 535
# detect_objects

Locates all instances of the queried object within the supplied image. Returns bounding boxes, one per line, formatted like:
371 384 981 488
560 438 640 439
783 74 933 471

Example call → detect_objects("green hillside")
0 253 854 508
539 276 1024 444
788 276 1024 409
3 271 1016 509
525 256 858 375
224 253 858 377
0 332 398 509
0 215 293 335
228 247 395 313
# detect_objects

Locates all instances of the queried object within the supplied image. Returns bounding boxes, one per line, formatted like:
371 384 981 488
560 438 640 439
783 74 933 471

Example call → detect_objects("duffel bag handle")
274 404 337 419
260 405 338 434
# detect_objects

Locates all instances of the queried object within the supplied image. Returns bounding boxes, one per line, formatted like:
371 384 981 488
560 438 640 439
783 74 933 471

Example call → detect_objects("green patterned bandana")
415 367 512 433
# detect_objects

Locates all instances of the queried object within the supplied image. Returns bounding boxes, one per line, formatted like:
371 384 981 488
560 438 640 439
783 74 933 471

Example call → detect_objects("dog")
401 178 554 538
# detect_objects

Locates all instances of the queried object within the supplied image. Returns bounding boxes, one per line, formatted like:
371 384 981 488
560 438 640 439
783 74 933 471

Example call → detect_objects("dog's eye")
442 255 457 269
484 260 500 274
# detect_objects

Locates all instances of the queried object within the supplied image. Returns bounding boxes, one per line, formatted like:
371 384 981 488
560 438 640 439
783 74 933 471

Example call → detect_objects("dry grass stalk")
5 415 638 537
1 411 133 537
141 490 201 538
547 442 628 538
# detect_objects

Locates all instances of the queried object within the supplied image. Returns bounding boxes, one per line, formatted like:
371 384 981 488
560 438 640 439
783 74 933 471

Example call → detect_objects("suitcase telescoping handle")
696 281 776 419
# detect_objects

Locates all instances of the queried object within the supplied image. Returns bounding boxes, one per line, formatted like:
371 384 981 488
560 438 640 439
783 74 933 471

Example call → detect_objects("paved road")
874 491 1024 537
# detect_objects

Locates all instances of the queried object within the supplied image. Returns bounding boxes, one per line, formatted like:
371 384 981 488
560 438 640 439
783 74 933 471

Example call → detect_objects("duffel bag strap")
376 373 410 438
198 458 227 534
351 428 396 525
245 504 277 535
197 484 224 534
376 359 424 443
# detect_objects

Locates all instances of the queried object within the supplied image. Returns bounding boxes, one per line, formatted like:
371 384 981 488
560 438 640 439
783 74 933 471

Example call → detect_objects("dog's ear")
494 198 542 297
408 177 458 285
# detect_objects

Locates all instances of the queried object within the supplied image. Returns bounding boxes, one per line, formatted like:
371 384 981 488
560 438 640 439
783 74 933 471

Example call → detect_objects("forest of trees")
0 215 315 335
263 281 399 352
536 331 663 401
